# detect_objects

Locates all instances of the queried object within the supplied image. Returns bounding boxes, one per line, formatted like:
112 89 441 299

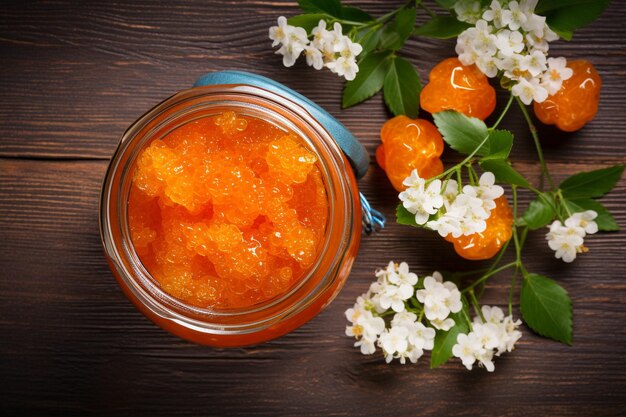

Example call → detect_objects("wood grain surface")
1 1 625 416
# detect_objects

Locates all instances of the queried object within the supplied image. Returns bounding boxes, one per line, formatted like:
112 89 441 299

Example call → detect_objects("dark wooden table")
2 1 625 415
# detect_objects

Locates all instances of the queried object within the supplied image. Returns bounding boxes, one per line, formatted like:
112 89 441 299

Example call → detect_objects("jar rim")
100 84 359 335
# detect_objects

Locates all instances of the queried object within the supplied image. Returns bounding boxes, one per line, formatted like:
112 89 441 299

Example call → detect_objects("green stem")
462 262 519 293
469 290 485 322
429 135 488 183
429 92 513 184
460 294 474 328
419 2 437 18
491 93 514 129
515 96 555 190
557 189 574 217
485 238 511 276
508 268 518 316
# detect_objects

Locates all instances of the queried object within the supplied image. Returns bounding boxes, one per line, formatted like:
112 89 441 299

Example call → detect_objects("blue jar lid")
194 70 370 179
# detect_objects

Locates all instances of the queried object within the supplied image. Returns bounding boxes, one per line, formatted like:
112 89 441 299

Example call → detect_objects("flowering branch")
267 1 622 372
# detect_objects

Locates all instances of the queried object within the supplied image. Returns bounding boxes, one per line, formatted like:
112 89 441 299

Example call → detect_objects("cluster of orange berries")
128 111 328 309
378 57 601 260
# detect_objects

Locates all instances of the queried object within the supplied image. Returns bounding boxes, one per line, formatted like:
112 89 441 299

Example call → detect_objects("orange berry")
420 57 496 120
534 60 601 132
445 196 513 260
377 116 444 191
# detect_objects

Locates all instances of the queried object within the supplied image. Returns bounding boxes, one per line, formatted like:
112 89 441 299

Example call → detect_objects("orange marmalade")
128 111 329 310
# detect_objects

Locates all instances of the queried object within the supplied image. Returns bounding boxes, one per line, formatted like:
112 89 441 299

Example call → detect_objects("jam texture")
128 111 329 309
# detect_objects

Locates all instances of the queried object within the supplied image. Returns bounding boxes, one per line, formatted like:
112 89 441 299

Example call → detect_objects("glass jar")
100 84 362 347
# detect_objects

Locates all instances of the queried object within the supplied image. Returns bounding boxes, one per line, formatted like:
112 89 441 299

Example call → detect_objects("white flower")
426 176 501 238
455 0 483 24
269 16 290 47
546 220 585 263
500 53 526 79
499 315 523 354
276 42 305 67
303 45 323 70
326 56 359 81
336 36 363 60
522 12 547 36
399 170 444 225
565 210 598 235
427 214 463 238
541 57 574 95
441 179 460 210
442 281 463 314
483 0 507 28
495 30 525 57
431 317 455 331
269 16 308 68
452 332 484 370
416 274 452 321
546 210 598 262
329 22 345 53
455 193 490 235
476 54 499 77
504 1 528 31
388 261 419 288
464 172 504 211
378 326 410 363
311 20 329 50
473 322 501 350
411 322 436 350
391 313 436 352
477 305 505 325
475 306 523 355
512 76 548 104
472 20 498 57
391 311 418 328
519 49 547 77
345 298 386 354
474 345 496 372
377 282 413 313
455 306 523 371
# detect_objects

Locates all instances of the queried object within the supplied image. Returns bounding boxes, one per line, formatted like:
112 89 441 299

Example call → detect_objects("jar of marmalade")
100 71 374 347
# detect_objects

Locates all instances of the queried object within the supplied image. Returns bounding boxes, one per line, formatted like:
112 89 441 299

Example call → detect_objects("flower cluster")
452 305 522 372
269 17 363 80
399 169 504 238
546 210 598 263
345 262 463 364
454 0 574 105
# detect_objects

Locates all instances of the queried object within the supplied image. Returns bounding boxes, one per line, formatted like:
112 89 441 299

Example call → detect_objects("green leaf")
357 29 382 55
396 204 418 227
434 0 457 8
413 16 472 39
563 198 619 232
482 129 514 161
383 57 421 118
479 159 530 187
287 14 327 33
541 0 611 39
522 193 556 229
536 0 602 13
297 0 342 17
433 111 489 156
379 7 417 51
341 6 373 22
559 165 625 199
521 273 573 345
430 311 469 368
342 51 391 108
